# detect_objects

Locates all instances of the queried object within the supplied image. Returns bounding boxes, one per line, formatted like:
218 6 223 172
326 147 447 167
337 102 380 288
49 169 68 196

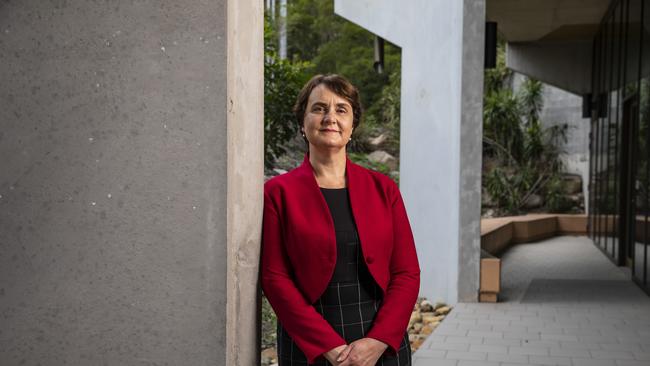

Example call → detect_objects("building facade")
589 0 650 294
337 0 650 302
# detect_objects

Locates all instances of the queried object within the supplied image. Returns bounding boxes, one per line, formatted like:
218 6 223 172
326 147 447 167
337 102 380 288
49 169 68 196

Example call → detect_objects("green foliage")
285 0 339 62
483 89 524 163
482 42 570 215
284 0 401 124
261 295 277 349
347 152 398 184
485 166 528 212
264 14 312 168
520 78 543 125
265 0 402 171
545 175 573 212
355 71 401 156
484 39 511 94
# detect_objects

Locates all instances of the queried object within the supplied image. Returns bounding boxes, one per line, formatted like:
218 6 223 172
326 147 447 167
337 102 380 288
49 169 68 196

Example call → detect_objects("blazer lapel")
293 153 337 272
346 156 372 263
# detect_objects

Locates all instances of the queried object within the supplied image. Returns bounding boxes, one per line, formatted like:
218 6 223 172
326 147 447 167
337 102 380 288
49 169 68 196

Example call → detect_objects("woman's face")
302 84 354 152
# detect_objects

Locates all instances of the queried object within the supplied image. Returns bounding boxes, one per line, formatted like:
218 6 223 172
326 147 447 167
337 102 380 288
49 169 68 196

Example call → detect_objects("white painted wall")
335 0 485 304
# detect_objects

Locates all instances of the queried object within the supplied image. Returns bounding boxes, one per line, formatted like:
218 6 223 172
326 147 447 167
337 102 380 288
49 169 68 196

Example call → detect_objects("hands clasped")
324 338 389 366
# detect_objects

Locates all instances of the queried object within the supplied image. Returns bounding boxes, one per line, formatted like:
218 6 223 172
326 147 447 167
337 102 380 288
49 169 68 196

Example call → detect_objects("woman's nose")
323 108 337 123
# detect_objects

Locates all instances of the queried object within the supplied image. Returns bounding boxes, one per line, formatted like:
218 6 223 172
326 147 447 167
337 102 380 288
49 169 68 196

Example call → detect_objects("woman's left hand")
336 337 388 366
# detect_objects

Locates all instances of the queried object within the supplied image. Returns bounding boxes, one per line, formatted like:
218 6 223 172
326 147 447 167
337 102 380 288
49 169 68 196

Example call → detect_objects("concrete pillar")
335 0 485 304
0 1 263 365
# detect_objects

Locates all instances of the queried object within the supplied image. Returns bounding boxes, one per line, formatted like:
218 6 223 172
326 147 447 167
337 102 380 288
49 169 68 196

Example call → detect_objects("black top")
319 187 371 283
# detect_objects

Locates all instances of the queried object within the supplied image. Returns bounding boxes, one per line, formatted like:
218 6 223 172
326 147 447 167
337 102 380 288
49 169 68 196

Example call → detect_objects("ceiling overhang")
487 0 611 42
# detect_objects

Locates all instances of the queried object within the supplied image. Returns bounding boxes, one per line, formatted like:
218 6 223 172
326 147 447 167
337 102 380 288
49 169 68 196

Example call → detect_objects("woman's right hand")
323 344 349 365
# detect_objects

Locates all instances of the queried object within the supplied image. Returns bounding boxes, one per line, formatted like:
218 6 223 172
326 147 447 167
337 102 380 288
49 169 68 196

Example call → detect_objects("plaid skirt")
276 276 412 366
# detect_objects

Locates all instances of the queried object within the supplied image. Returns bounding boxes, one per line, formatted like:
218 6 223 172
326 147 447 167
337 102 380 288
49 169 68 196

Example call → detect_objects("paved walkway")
413 236 650 366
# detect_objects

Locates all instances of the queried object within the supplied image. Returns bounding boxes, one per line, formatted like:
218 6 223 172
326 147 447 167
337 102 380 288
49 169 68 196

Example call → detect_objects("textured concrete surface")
414 236 650 366
457 0 486 303
0 1 262 365
507 41 593 95
225 0 264 365
486 0 610 43
335 0 486 304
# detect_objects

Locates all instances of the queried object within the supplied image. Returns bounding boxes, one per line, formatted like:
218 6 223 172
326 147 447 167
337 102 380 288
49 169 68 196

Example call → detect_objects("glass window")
635 0 650 289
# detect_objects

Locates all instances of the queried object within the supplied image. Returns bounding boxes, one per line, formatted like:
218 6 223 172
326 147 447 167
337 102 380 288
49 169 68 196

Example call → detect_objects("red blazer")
261 153 420 364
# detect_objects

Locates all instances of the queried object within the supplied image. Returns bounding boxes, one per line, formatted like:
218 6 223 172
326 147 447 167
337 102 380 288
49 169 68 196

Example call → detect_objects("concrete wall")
0 1 262 365
226 0 264 364
335 0 485 304
507 40 593 95
539 84 590 211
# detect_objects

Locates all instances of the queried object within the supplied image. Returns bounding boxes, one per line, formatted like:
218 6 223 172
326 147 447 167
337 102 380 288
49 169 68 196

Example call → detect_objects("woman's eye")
313 106 324 112
337 108 348 114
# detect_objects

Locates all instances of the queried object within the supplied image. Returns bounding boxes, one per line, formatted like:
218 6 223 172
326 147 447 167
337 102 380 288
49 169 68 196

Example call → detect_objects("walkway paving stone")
413 236 650 366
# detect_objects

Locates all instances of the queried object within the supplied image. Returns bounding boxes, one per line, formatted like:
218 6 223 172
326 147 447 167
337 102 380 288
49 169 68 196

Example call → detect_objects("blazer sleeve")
260 190 346 364
366 183 420 355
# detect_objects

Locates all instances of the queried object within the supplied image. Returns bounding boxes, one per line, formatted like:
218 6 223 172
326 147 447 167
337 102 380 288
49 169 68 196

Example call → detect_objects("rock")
411 338 424 350
261 347 277 365
433 302 447 311
368 133 388 147
482 191 496 207
407 298 452 353
367 150 398 170
410 311 422 324
412 322 423 332
434 306 451 316
523 194 543 209
420 324 435 335
420 300 434 312
421 312 436 324
568 193 583 204
562 174 582 194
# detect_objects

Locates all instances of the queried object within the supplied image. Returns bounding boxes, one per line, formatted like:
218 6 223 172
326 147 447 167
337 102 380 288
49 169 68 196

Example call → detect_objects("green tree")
482 40 569 215
264 14 311 169
284 0 401 124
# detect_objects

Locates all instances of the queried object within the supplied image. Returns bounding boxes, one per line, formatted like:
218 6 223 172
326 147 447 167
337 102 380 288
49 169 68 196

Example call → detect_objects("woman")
261 74 420 366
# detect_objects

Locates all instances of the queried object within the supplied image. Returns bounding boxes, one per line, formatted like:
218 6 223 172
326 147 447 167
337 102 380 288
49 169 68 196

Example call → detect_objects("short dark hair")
293 74 363 144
